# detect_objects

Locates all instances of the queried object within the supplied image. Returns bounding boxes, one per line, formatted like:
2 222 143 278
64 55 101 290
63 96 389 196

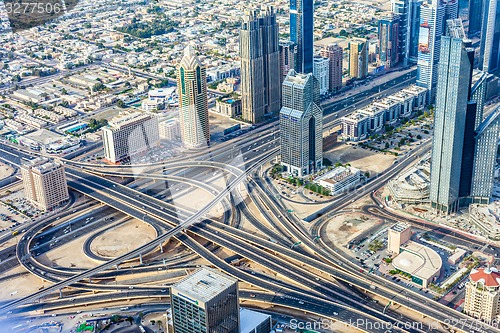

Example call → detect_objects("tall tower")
429 34 472 214
479 0 500 73
393 0 423 64
320 44 343 92
177 46 210 148
468 0 484 37
240 7 281 124
290 0 314 74
416 0 445 103
378 13 400 68
348 39 368 79
171 267 240 333
280 70 323 177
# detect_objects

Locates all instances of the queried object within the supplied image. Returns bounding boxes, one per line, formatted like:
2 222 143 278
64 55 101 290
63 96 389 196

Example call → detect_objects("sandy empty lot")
323 212 382 248
324 143 396 176
91 219 157 258
0 162 14 180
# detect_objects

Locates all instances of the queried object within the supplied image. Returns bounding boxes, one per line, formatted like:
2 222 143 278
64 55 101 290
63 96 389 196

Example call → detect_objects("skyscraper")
177 46 210 148
320 44 343 92
171 267 240 333
21 157 69 211
429 33 472 214
378 13 400 68
279 40 297 83
443 0 459 22
290 0 314 74
240 7 281 124
313 56 329 95
392 0 423 64
416 0 445 103
468 0 484 37
479 0 500 73
280 70 323 177
348 39 368 79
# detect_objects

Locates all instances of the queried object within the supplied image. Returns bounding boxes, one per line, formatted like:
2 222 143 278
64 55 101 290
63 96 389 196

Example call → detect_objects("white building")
159 119 180 141
469 202 500 240
313 56 330 95
102 112 159 164
315 166 361 195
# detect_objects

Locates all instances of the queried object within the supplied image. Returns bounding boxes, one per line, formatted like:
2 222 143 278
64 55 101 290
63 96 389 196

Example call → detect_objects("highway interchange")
0 69 497 333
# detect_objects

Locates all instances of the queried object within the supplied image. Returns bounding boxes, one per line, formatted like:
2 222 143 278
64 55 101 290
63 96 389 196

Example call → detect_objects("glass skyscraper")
280 70 322 177
392 0 422 64
416 0 444 103
468 0 484 37
479 0 500 73
429 34 472 214
290 0 314 74
378 13 400 68
240 7 281 124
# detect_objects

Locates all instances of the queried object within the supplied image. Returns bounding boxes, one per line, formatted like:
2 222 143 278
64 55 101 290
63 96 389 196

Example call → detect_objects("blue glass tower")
290 0 314 74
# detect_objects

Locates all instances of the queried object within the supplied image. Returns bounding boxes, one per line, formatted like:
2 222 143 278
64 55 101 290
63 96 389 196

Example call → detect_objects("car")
129 286 134 289
333 312 339 316
249 294 256 298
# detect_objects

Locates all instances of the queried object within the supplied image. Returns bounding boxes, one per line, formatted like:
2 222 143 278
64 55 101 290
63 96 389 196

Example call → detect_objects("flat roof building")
388 222 412 254
340 111 369 141
171 267 240 333
392 240 442 287
21 157 69 211
240 308 272 333
102 112 159 164
315 166 361 195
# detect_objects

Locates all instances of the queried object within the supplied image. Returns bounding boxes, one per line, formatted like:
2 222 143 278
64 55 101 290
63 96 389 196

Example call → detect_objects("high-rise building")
102 112 160 164
429 33 473 214
240 7 281 124
468 0 484 37
443 0 459 22
320 44 343 92
177 46 210 147
280 70 323 177
479 0 500 73
313 56 329 95
416 0 445 103
279 40 297 83
290 0 314 74
471 105 500 203
464 267 500 321
393 0 423 64
348 39 368 79
378 13 400 68
21 157 69 211
171 267 240 333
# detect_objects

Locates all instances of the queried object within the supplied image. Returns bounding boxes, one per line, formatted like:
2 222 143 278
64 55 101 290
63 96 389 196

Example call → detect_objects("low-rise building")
215 97 242 118
389 90 414 118
340 111 369 141
392 240 442 288
358 104 385 132
373 97 401 124
402 85 427 111
315 166 361 195
388 222 412 254
388 160 431 204
159 119 180 141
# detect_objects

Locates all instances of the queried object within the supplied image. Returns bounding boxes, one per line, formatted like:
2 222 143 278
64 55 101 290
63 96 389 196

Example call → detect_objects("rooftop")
469 267 500 287
240 308 270 333
393 241 442 280
172 267 237 303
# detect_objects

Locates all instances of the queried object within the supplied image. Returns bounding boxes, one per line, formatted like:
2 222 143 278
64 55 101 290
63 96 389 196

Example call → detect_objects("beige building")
388 222 412 254
348 39 368 79
159 119 180 141
464 267 500 321
21 158 69 211
215 97 242 118
177 46 210 148
102 112 160 164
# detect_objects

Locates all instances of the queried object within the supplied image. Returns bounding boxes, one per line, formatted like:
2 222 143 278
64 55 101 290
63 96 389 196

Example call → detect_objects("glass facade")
290 0 314 74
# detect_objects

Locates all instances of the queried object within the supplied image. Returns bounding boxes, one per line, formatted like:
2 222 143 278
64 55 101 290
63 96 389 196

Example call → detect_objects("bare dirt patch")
90 219 156 258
